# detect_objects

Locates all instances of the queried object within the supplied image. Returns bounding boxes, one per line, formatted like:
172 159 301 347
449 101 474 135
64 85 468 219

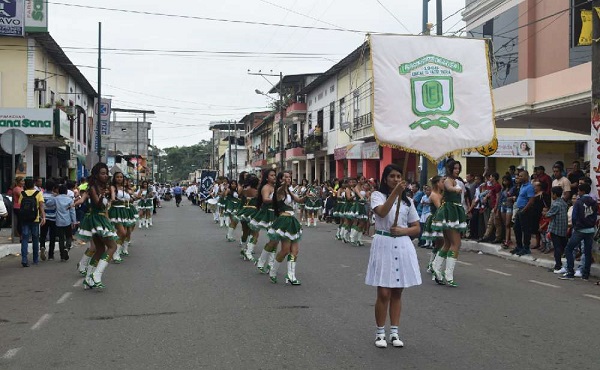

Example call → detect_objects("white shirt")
67 189 75 199
0 196 7 216
371 191 419 231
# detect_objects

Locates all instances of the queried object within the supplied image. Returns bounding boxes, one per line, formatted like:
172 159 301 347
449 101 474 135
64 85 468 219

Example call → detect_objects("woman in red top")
11 176 25 238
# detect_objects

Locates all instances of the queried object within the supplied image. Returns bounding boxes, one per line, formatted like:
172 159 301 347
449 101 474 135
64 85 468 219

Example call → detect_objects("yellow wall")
0 38 28 107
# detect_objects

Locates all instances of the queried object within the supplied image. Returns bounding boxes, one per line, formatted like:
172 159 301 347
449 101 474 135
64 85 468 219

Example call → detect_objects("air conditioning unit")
65 106 76 116
34 79 46 92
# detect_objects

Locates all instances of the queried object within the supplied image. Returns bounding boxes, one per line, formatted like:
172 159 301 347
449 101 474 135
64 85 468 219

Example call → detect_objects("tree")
161 140 212 182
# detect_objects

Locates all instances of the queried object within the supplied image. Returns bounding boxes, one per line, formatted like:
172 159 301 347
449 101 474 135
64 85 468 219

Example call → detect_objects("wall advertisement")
462 140 535 158
0 108 53 135
24 0 47 32
0 0 25 36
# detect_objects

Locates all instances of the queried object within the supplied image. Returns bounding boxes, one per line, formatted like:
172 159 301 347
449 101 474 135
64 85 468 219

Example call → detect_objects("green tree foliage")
162 140 212 182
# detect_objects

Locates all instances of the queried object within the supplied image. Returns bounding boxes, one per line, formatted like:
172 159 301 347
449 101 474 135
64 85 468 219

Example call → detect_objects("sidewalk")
0 228 24 260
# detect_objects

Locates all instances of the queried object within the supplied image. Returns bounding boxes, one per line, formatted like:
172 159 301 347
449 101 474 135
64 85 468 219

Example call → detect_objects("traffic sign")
0 128 28 154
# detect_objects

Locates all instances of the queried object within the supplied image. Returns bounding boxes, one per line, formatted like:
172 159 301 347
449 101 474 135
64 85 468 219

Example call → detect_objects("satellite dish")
0 129 28 155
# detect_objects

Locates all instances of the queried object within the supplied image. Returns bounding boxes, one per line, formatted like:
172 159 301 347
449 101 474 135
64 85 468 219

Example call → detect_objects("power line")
48 1 376 34
374 0 412 34
258 0 349 32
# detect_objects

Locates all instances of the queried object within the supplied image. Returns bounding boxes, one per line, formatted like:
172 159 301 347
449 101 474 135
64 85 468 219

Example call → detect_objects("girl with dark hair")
431 160 468 287
366 164 420 348
304 180 322 227
77 162 119 289
350 176 369 246
136 181 153 228
123 177 137 256
217 178 229 228
342 177 358 243
251 169 278 272
108 172 135 263
423 176 444 273
223 180 240 242
237 174 259 260
333 180 347 240
499 175 516 248
266 171 306 284
298 178 309 223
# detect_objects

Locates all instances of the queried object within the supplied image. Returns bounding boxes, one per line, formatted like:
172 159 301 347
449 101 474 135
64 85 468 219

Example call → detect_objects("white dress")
365 191 422 288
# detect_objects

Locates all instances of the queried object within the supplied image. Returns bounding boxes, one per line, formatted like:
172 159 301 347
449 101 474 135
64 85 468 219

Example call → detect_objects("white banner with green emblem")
370 34 495 161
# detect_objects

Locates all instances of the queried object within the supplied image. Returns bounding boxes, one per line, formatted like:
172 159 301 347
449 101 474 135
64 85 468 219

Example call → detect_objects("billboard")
0 108 53 135
462 140 535 158
0 0 25 36
24 0 47 32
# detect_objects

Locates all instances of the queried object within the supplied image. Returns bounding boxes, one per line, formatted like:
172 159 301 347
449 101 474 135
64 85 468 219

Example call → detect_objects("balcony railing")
304 132 326 154
352 112 373 139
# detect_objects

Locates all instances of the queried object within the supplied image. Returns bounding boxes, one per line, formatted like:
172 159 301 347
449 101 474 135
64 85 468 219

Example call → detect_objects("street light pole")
136 117 139 186
279 71 284 171
97 22 102 162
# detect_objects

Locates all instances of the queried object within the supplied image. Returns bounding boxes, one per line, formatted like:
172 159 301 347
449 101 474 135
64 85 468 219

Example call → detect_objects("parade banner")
199 170 217 200
370 34 495 161
0 0 25 36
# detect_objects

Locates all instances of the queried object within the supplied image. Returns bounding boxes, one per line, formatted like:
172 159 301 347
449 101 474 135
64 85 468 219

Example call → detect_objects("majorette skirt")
304 197 322 211
249 206 276 231
77 210 118 241
267 214 302 241
108 203 136 227
235 205 257 223
431 202 467 232
421 213 443 241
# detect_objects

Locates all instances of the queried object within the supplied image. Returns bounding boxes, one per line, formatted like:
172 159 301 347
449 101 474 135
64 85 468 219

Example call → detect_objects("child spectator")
54 184 76 261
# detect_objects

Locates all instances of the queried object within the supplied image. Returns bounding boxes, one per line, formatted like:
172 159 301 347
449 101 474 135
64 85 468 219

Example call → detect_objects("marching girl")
136 181 154 228
224 180 241 242
267 171 306 284
342 177 359 243
422 176 444 273
304 181 321 227
76 162 119 289
217 178 229 228
431 160 468 287
210 178 221 223
298 178 309 223
108 172 135 263
365 164 421 348
122 177 137 256
349 176 370 246
334 181 347 240
251 169 278 273
237 175 259 261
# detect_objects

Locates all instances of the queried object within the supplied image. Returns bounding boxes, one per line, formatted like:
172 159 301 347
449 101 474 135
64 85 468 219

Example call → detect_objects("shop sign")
361 142 380 159
24 0 46 32
346 142 362 159
58 109 70 138
0 108 53 135
334 147 347 161
462 140 534 158
0 0 24 36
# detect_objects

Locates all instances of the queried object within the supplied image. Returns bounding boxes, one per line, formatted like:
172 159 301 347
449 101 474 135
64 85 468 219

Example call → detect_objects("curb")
460 239 600 278
0 243 29 260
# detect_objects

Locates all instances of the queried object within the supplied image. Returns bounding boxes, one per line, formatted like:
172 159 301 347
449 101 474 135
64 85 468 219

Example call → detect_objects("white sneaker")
553 267 567 274
574 270 582 278
389 334 404 347
375 335 387 348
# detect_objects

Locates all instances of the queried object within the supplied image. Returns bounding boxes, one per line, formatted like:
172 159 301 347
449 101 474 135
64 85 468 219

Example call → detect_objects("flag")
579 10 593 46
199 170 217 200
370 34 496 161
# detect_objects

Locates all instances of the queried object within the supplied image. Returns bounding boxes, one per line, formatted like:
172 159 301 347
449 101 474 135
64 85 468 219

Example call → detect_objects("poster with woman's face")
512 141 532 157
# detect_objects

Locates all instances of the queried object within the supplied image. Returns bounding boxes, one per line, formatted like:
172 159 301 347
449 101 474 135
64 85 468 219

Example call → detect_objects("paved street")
1 201 600 370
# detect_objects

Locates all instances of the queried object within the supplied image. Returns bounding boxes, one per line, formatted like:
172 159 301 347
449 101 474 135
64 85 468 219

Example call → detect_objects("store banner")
346 142 362 159
334 147 347 161
0 108 53 135
361 142 380 159
0 0 25 36
462 140 535 158
370 34 495 161
94 98 111 136
24 0 47 32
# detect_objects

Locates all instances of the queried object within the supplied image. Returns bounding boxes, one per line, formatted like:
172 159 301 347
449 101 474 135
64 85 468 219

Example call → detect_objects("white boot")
431 252 447 284
269 260 280 283
92 258 110 288
226 227 235 242
113 245 123 263
356 231 364 246
219 216 225 228
83 263 97 289
444 256 458 287
244 240 255 261
225 217 231 227
342 227 349 243
138 218 143 228
336 226 342 240
121 241 130 256
306 218 310 227
149 217 153 227
267 251 276 271
77 252 91 275
349 228 358 244
313 218 318 227
286 257 301 285
255 249 270 273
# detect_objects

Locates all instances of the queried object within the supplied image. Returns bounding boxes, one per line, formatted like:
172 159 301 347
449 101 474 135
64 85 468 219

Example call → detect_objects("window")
76 113 81 141
317 109 324 131
329 102 335 130
482 19 493 38
50 91 55 105
353 90 360 117
318 92 323 101
339 97 345 125
330 85 335 93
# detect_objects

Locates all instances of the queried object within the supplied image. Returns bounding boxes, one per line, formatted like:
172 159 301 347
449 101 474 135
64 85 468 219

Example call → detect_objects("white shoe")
574 270 582 278
553 267 566 274
389 334 404 347
375 335 387 348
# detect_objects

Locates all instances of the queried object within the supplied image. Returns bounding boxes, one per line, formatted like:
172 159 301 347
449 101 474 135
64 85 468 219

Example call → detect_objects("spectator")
34 177 44 192
412 182 424 217
54 184 76 261
19 178 46 267
39 180 57 261
546 186 568 274
530 181 551 251
551 165 571 202
560 183 597 281
535 166 552 195
418 185 431 247
567 161 585 193
512 170 535 256
478 172 503 243
11 176 25 239
508 165 517 184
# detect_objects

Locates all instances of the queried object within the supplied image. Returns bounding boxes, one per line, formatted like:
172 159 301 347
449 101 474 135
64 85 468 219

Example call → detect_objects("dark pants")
565 230 594 278
40 219 57 257
56 225 72 260
469 209 480 239
175 194 182 206
550 233 567 270
513 210 532 252
20 222 39 264
13 208 21 237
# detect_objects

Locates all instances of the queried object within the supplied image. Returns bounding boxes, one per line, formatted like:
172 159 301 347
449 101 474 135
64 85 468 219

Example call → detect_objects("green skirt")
77 211 118 241
249 207 276 230
268 214 302 241
342 201 355 219
224 197 241 215
129 204 140 220
138 199 153 210
236 206 257 222
333 201 346 218
305 197 322 211
350 201 368 220
108 205 136 226
431 202 467 232
422 214 443 240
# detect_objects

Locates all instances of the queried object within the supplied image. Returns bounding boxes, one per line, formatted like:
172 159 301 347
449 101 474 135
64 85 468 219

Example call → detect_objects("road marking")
529 280 560 289
2 348 21 360
584 294 600 301
340 264 350 268
456 261 472 266
31 313 52 331
486 268 512 276
73 278 84 287
56 292 72 304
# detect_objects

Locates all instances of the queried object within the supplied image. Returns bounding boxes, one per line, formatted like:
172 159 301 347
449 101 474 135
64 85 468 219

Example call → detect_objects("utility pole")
592 0 600 199
279 71 285 171
96 22 102 161
136 117 140 186
228 120 232 179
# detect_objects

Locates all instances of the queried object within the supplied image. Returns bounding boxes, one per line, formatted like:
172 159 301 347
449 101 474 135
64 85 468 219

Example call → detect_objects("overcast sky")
48 0 466 149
